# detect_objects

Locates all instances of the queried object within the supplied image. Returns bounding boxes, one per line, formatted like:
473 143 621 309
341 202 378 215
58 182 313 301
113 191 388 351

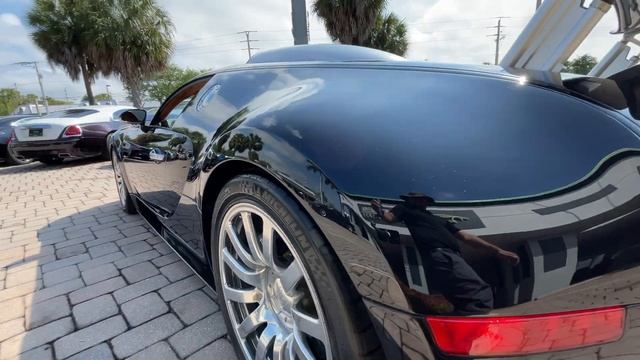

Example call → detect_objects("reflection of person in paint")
372 193 519 315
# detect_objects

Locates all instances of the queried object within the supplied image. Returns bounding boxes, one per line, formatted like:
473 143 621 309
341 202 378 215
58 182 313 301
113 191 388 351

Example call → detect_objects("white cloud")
0 13 21 27
0 0 633 106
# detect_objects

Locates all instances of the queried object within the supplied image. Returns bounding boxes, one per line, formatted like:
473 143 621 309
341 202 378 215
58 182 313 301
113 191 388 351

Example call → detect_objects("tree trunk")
127 79 144 108
80 59 95 105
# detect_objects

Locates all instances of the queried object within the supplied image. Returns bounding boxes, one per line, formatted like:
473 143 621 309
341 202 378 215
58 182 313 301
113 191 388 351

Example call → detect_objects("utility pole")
14 61 49 115
64 88 70 103
488 18 508 65
238 31 259 60
106 84 112 103
291 0 309 45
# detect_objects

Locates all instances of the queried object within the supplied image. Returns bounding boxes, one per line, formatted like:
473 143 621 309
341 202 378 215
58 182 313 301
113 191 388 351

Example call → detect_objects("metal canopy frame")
501 0 640 76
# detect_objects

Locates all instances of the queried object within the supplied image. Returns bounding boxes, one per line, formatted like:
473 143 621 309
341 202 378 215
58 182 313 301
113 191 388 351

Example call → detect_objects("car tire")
111 149 136 214
211 175 382 360
102 133 113 160
39 157 64 165
5 145 32 166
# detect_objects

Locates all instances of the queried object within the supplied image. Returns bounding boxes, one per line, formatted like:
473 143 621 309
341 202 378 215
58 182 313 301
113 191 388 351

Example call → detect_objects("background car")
11 105 134 165
110 45 640 360
0 114 38 165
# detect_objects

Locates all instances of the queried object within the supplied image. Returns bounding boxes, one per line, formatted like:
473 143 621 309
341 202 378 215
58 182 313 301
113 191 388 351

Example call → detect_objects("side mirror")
120 109 147 124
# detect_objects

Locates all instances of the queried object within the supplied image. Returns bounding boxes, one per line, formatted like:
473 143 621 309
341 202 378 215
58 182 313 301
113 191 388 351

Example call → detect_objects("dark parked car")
11 105 133 164
110 45 640 359
0 114 38 165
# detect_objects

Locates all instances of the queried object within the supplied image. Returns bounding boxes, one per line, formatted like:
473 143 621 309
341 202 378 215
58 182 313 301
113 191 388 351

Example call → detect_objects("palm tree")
312 0 387 45
94 0 174 108
364 13 408 56
28 0 106 105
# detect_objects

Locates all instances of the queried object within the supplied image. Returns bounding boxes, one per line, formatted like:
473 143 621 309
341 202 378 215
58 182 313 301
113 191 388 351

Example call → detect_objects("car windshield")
42 109 98 118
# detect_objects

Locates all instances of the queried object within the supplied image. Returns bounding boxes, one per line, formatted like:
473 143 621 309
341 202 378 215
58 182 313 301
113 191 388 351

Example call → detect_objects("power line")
13 61 49 115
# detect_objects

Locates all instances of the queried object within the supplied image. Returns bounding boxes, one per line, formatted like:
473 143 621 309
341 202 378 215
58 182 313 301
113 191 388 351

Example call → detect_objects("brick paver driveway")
0 159 238 360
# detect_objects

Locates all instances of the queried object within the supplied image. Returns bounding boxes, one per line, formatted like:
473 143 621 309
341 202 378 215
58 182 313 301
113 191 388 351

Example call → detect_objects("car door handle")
149 149 165 162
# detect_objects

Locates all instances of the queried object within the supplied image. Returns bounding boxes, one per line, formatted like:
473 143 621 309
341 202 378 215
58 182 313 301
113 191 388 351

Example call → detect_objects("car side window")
152 76 211 128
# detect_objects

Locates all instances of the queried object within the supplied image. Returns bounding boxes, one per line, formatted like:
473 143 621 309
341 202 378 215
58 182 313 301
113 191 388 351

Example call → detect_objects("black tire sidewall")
211 175 366 359
111 149 136 214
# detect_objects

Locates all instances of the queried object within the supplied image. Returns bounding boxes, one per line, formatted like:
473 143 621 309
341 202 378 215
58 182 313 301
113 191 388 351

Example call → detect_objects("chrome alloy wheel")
111 153 127 208
219 203 331 360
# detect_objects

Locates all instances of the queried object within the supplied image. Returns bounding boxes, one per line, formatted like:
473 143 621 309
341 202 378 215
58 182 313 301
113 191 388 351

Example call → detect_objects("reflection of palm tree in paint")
306 159 338 204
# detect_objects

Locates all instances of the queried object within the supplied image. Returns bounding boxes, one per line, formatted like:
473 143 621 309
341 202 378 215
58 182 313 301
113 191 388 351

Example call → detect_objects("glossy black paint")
111 45 640 360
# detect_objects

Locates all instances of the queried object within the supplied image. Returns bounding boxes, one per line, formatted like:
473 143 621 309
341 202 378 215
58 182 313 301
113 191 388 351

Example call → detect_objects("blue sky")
0 0 624 106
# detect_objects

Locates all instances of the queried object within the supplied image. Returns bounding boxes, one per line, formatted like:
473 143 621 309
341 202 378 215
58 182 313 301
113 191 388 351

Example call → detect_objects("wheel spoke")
237 305 267 338
225 223 260 269
223 249 261 287
241 211 264 265
255 323 278 359
223 284 262 304
262 221 275 269
272 334 291 360
279 261 303 294
291 332 314 360
293 309 327 344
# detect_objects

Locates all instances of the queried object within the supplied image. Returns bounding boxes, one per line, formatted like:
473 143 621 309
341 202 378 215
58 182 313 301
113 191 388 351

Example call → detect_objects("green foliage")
143 65 206 103
28 0 174 107
364 13 408 56
312 0 408 55
46 97 71 105
0 89 21 116
0 89 67 115
313 0 387 45
563 54 598 75
81 93 112 102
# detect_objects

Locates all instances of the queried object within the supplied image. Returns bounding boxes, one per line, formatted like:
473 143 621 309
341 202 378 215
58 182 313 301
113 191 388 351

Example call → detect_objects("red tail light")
63 125 82 137
426 306 625 357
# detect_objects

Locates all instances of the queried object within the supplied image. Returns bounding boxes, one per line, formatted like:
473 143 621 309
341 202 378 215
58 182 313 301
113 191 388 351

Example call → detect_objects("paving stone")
169 312 227 358
42 253 90 273
154 243 172 255
121 241 153 257
159 261 193 282
122 261 160 283
128 341 178 360
187 338 238 360
0 317 74 359
69 276 126 305
42 265 79 287
159 275 206 301
66 342 114 360
55 243 87 259
25 295 70 330
151 253 179 267
88 242 119 258
170 290 218 325
121 292 168 326
81 262 120 285
113 275 169 304
0 318 24 342
0 297 24 323
0 280 42 302
4 266 41 288
114 250 160 269
111 313 183 358
54 316 127 359
25 278 84 305
73 294 119 328
77 251 125 272
7 344 53 360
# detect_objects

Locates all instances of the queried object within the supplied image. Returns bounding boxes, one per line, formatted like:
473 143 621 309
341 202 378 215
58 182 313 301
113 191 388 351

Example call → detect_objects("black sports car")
0 114 38 165
110 45 640 359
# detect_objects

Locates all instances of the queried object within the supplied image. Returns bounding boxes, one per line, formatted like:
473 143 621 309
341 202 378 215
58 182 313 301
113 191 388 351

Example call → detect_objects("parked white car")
10 105 134 165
